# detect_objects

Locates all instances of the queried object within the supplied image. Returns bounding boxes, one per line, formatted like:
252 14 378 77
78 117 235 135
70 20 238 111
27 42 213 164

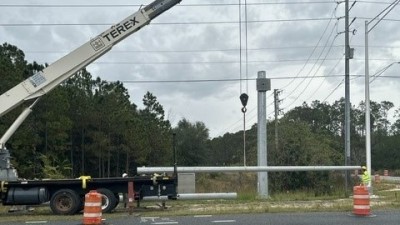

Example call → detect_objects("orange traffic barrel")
384 170 389 176
353 185 371 216
83 190 102 225
374 174 381 183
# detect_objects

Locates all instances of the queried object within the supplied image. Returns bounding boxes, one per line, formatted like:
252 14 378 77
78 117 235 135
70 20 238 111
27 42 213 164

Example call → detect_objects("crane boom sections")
0 0 181 117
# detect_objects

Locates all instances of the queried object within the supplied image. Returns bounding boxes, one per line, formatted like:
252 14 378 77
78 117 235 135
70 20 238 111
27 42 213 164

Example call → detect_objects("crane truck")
0 0 181 215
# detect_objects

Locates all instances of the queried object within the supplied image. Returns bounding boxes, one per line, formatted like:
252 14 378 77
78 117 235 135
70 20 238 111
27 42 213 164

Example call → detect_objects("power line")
357 0 400 5
1 16 399 27
0 1 339 8
0 18 346 27
280 5 339 90
322 72 363 102
215 71 399 136
22 44 400 54
322 79 344 102
29 57 399 66
282 22 341 110
304 26 361 103
304 54 344 102
115 75 370 84
370 61 400 83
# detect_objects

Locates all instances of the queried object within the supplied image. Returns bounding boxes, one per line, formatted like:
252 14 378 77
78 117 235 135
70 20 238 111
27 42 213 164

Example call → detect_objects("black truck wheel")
97 188 117 213
50 189 80 215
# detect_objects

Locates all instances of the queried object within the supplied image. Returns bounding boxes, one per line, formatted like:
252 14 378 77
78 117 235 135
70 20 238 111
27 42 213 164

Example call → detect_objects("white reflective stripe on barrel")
353 195 370 199
353 205 370 209
84 202 102 207
83 212 102 217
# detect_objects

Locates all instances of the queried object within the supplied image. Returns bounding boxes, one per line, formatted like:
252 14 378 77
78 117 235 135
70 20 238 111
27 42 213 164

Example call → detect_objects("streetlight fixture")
364 0 400 187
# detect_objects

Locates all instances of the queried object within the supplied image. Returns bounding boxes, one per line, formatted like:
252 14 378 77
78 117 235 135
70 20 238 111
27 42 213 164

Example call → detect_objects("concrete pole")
364 21 372 187
137 166 362 174
344 0 351 194
256 71 270 198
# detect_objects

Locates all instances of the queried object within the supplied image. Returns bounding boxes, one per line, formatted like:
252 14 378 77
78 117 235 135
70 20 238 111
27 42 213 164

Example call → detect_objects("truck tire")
50 189 80 215
97 188 117 213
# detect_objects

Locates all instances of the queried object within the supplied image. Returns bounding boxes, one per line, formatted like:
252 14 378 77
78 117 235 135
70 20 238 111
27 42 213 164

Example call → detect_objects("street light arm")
370 61 400 83
367 0 400 32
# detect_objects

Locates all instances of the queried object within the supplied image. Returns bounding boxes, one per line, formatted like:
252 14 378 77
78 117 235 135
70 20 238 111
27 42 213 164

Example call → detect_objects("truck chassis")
1 174 177 215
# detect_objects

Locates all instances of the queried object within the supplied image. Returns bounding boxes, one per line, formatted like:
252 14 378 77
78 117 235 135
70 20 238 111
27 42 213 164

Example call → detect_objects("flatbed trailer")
1 174 177 215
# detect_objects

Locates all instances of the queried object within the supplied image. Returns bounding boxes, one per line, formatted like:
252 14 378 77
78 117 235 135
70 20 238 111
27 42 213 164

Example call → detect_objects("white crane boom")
0 0 181 117
0 0 181 177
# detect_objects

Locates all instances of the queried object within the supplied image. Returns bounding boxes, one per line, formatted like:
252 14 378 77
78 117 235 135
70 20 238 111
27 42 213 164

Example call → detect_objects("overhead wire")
357 0 399 4
279 3 340 90
23 44 400 54
0 1 342 8
282 21 340 110
321 74 363 102
322 79 345 102
279 3 340 109
29 57 398 66
115 75 373 84
304 54 344 102
2 0 399 137
370 61 400 83
2 17 399 26
300 20 361 104
320 29 362 103
367 0 400 32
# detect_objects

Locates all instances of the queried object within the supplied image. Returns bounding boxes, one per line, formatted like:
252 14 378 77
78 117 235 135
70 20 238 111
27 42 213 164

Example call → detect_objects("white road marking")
25 222 47 224
212 220 236 223
141 217 160 222
152 222 178 224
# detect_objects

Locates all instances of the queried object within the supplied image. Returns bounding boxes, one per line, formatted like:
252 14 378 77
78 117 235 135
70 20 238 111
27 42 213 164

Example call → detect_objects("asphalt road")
1 210 399 225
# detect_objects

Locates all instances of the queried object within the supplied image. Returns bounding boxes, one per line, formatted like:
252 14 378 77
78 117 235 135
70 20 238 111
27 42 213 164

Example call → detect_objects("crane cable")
238 0 249 166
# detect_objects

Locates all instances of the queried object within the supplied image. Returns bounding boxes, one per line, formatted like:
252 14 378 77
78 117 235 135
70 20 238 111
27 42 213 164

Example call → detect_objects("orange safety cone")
352 185 371 216
83 190 102 225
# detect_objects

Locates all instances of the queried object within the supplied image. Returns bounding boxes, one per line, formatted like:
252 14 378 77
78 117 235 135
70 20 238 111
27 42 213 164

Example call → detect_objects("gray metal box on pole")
257 71 270 199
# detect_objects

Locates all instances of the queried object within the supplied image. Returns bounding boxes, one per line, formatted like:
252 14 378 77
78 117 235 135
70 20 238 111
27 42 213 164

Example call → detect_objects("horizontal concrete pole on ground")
138 166 361 174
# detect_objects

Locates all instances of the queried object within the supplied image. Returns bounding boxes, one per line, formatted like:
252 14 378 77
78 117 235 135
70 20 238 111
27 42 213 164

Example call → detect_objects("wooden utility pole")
274 89 282 152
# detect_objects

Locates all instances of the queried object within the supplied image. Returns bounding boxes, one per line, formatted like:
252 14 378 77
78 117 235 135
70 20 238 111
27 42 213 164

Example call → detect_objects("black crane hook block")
240 93 249 113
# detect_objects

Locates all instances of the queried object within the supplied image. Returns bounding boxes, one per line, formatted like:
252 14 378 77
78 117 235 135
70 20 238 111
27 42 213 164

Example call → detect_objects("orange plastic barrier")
384 170 389 176
83 190 102 225
374 174 381 183
128 181 135 214
353 185 371 216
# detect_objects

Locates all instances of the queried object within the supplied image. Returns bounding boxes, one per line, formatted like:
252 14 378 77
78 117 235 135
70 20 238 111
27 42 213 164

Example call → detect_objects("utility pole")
344 0 352 195
257 71 271 199
274 89 282 152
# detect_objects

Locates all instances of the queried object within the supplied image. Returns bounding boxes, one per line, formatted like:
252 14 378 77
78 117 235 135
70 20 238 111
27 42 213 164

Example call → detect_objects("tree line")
1 43 399 193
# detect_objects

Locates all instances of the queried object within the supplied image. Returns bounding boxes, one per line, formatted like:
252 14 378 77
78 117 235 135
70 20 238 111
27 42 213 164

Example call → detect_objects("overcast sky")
1 0 399 138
